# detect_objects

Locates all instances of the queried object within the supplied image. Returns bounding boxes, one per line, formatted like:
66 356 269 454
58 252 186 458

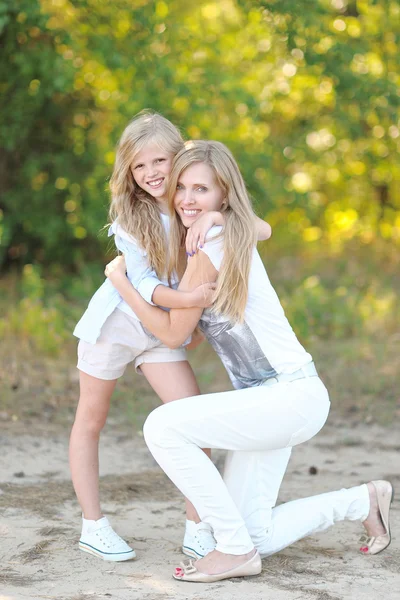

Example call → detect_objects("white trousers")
143 375 370 555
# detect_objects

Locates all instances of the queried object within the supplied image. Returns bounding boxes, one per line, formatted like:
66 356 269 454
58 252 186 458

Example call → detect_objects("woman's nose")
184 190 195 204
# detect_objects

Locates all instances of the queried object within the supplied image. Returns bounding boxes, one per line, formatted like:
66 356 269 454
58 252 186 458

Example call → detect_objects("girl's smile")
131 143 174 202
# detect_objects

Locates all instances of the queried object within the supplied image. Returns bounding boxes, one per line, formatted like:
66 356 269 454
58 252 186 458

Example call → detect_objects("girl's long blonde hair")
167 140 257 322
109 110 184 278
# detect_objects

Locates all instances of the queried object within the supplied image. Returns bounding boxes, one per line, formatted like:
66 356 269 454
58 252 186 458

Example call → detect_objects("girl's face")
174 162 225 228
131 143 174 205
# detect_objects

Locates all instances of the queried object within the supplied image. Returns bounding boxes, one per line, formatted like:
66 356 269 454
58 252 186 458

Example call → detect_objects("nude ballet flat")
173 551 262 583
359 480 394 555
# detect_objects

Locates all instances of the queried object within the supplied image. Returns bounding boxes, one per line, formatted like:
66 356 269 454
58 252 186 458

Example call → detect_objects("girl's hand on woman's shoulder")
186 211 225 256
105 255 127 283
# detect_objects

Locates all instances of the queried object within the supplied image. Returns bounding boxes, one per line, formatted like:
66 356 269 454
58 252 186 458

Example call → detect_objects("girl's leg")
69 371 116 519
70 370 136 561
143 377 330 574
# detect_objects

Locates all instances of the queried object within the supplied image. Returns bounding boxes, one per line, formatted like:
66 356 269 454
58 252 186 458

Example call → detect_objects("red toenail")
360 546 369 553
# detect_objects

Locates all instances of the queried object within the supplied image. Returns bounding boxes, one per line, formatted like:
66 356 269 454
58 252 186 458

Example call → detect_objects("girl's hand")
185 328 205 350
188 282 216 308
186 211 225 256
255 216 272 241
105 255 127 283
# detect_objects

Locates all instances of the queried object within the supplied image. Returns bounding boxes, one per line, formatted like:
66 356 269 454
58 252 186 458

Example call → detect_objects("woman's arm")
106 253 218 349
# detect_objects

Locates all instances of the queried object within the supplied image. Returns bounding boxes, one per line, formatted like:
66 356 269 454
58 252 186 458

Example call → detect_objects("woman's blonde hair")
167 140 257 322
109 110 184 277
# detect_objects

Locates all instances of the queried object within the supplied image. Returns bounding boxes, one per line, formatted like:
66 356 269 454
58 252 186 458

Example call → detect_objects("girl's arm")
255 216 272 241
151 281 214 309
105 253 218 349
186 211 271 255
114 231 211 309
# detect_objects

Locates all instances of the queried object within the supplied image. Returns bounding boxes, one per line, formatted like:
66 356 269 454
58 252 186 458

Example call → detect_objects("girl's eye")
134 164 143 170
155 158 166 163
176 183 183 190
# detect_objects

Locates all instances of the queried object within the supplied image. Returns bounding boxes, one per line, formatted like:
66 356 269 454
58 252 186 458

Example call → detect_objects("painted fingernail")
199 244 203 248
186 252 190 256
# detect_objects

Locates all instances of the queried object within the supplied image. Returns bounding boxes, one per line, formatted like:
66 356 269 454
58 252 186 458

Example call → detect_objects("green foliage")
1 239 398 355
0 264 81 354
0 0 399 270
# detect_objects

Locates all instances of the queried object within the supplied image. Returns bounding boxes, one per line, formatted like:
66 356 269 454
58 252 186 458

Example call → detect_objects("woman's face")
174 162 225 227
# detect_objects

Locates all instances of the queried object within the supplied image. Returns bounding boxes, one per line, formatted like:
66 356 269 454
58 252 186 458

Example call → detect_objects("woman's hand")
186 211 225 256
105 255 127 283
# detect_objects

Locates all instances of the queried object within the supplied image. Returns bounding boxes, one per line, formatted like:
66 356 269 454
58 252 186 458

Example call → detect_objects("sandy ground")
0 416 399 600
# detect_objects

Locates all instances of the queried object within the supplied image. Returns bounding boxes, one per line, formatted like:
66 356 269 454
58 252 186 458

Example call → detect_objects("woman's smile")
174 162 224 227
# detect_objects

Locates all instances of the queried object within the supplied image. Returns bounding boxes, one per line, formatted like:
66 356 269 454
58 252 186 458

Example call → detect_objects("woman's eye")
197 186 207 192
155 158 166 163
176 184 183 190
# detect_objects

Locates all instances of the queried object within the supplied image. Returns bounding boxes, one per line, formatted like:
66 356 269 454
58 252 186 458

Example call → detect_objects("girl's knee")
74 406 108 435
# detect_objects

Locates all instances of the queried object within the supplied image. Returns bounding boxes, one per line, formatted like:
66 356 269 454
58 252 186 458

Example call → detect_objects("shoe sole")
182 545 204 559
373 482 395 555
79 542 136 561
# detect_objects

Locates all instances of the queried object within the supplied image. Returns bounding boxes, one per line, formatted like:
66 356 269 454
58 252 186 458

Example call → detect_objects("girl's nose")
146 164 158 178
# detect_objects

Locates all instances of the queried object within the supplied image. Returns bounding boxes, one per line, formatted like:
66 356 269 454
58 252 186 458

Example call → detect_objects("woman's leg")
69 371 116 519
143 377 331 574
223 448 370 557
141 360 211 520
141 360 216 558
223 447 292 551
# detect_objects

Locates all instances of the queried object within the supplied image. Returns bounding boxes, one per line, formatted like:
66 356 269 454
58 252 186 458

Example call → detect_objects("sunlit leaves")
1 0 399 269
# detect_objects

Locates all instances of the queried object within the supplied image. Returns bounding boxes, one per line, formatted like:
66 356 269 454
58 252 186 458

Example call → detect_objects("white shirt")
199 227 313 389
74 214 174 344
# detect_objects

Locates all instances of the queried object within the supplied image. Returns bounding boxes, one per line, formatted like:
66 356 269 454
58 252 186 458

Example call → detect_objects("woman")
106 140 393 583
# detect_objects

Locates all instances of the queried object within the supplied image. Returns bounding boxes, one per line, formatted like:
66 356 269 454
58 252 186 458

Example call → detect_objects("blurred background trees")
0 0 399 353
1 0 399 269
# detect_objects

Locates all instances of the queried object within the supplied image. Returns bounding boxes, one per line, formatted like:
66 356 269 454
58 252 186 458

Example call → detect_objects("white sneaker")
79 516 136 561
182 520 216 559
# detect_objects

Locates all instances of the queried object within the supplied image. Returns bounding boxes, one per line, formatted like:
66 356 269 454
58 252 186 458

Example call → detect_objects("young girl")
71 112 272 562
105 140 393 582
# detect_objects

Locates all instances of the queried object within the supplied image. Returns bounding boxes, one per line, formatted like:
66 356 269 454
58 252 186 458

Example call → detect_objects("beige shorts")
77 308 187 380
